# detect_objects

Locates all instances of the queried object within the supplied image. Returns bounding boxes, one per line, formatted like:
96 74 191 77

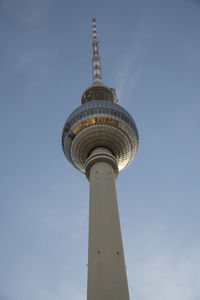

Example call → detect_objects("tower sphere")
62 84 139 175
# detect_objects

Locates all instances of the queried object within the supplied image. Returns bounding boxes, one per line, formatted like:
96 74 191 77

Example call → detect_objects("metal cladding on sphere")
62 86 139 174
62 20 139 176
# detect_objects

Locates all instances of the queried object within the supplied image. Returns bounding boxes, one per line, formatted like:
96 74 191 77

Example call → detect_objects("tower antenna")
92 18 102 84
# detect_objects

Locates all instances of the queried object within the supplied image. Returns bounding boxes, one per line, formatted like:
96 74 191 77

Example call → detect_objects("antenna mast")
92 18 102 84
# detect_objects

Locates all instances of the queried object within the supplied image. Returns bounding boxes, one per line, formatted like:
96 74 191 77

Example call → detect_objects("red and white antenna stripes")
92 18 102 83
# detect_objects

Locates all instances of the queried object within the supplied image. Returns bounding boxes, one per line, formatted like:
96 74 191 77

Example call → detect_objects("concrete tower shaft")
86 148 130 300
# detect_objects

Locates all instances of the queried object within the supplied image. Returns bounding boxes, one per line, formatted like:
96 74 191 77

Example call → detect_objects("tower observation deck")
62 19 139 300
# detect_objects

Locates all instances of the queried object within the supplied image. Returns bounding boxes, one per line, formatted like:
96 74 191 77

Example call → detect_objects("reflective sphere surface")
62 100 139 173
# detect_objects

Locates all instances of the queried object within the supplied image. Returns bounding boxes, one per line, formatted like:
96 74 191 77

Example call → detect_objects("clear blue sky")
0 0 200 299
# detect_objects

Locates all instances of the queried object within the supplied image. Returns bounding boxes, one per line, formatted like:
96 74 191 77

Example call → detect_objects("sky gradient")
0 0 200 299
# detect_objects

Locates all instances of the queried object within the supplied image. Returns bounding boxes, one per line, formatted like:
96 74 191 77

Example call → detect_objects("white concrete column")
86 148 130 300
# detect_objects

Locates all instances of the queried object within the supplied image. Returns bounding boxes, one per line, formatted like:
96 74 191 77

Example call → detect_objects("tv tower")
62 19 139 300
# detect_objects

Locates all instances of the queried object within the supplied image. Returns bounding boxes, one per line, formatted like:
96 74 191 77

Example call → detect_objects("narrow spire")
92 18 102 84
